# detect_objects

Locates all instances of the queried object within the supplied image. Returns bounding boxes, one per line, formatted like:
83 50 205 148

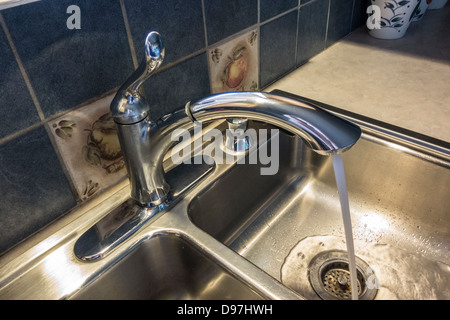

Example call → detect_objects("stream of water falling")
331 154 358 300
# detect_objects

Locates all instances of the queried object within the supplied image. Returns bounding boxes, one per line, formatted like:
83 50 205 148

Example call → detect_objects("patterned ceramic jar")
368 0 421 39
412 0 431 21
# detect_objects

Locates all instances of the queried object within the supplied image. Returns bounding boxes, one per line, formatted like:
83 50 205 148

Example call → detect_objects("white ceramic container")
368 0 421 39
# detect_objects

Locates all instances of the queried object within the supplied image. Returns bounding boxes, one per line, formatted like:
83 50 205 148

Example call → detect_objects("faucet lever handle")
143 31 165 78
111 31 165 124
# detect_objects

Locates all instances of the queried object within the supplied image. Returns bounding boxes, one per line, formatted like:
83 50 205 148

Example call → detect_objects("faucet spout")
187 92 361 155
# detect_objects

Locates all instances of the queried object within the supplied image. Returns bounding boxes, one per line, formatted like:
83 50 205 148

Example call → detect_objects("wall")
0 0 367 255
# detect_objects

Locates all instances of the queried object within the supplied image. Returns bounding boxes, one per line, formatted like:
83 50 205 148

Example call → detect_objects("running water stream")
331 154 358 300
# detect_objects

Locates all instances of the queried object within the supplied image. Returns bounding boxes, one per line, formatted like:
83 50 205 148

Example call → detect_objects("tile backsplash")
0 0 367 255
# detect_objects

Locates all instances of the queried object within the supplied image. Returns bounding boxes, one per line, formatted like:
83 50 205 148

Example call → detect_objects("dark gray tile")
260 0 298 22
260 10 298 88
300 0 314 4
204 0 258 45
124 0 205 65
326 0 354 47
0 127 76 254
0 27 40 139
143 53 210 121
2 0 134 118
352 0 369 31
296 0 329 66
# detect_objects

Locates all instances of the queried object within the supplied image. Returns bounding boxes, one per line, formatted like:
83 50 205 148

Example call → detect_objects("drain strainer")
308 250 378 300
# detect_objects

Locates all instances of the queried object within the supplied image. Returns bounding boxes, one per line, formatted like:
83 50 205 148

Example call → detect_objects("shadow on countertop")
343 4 450 65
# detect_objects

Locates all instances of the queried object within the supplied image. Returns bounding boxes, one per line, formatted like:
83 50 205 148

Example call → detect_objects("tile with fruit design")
48 94 127 202
209 29 259 94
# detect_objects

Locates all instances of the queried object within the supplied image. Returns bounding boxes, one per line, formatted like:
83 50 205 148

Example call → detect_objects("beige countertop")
267 6 450 142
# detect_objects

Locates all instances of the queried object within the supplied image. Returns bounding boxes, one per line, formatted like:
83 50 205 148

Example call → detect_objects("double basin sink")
0 90 449 300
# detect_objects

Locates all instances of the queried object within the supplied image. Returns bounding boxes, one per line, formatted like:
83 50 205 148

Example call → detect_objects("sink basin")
188 90 450 300
72 234 263 300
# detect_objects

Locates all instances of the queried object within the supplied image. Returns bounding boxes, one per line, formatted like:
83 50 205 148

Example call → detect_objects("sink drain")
308 250 377 300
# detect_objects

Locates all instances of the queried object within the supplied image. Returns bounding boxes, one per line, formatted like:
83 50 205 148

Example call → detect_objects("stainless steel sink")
72 234 263 300
189 91 450 300
1 90 448 300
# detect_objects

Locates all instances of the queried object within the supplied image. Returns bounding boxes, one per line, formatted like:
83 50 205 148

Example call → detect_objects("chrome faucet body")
110 32 361 208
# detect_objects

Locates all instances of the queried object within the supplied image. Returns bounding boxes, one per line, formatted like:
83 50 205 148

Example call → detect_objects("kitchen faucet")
111 31 361 208
75 31 361 261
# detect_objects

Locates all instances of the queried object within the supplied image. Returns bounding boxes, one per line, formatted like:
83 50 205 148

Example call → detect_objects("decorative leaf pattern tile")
47 94 126 202
208 29 259 94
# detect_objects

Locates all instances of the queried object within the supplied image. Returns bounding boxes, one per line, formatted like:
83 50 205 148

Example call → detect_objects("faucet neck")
187 92 361 155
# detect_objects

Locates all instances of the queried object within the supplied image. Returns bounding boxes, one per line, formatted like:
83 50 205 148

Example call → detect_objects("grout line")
157 48 207 74
257 0 260 90
294 1 301 66
201 0 213 93
206 24 259 50
0 0 39 11
201 0 209 48
0 87 118 146
0 11 74 196
119 0 139 69
44 87 117 120
324 0 331 49
257 0 261 25
259 6 299 27
0 44 207 148
0 12 45 122
300 0 322 6
0 121 45 145
0 113 78 201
